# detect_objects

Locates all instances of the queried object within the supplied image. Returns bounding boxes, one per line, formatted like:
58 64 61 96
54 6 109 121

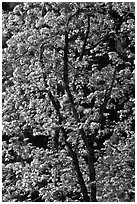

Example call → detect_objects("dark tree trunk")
86 132 97 202
88 146 97 201
66 141 90 202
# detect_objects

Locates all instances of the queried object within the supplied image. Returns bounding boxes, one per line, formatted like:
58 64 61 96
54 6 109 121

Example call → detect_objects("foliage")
2 2 135 202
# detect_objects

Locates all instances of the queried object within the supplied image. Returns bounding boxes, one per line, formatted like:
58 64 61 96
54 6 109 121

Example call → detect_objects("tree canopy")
2 2 135 202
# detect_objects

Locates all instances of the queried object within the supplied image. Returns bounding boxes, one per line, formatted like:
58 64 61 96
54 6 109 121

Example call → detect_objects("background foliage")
2 2 135 202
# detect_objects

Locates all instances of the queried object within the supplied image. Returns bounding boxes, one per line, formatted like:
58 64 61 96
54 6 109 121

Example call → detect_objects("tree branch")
79 14 90 61
61 127 90 201
47 92 90 201
37 15 99 201
63 26 79 121
39 43 90 200
66 9 80 27
88 147 97 201
39 42 45 65
99 65 117 123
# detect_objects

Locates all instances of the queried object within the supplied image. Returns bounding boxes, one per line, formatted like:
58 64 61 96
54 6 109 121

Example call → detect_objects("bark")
88 138 97 202
68 143 90 202
61 127 90 201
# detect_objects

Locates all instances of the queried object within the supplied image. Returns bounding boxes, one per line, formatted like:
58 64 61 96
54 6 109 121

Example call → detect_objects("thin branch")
66 9 80 27
108 143 122 153
79 14 90 61
99 65 117 123
79 127 89 151
48 91 63 123
39 42 46 64
63 26 79 121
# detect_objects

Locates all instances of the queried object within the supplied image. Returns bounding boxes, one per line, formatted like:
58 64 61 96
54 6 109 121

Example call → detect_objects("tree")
2 2 135 202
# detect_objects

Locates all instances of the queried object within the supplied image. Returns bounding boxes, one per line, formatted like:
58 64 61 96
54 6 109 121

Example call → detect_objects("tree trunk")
87 133 97 202
65 140 90 201
88 147 97 202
